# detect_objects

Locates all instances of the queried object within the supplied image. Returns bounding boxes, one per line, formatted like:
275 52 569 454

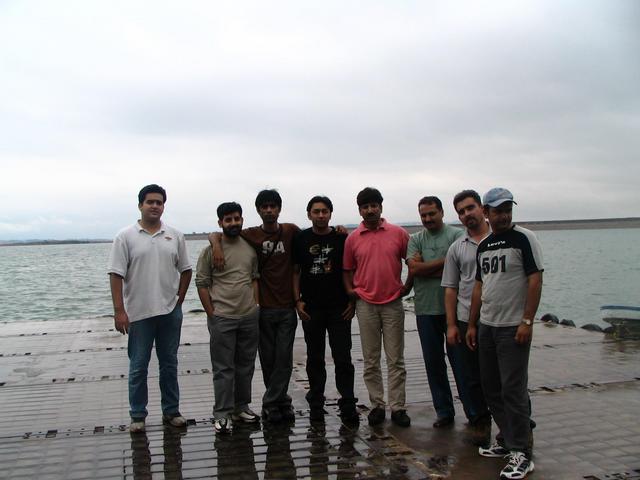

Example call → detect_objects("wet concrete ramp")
1 314 639 479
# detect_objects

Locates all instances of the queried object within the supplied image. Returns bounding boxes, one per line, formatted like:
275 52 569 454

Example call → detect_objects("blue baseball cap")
483 187 517 207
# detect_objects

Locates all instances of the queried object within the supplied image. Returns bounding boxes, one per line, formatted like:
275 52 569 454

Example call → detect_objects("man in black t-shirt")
293 195 358 424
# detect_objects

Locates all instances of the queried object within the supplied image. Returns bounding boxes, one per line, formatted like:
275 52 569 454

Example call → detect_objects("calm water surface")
0 229 638 326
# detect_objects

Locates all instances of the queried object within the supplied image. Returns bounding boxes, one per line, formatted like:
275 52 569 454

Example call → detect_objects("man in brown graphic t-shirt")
209 189 300 423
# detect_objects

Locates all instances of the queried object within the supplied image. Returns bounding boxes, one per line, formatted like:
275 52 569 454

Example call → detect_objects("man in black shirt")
293 195 358 424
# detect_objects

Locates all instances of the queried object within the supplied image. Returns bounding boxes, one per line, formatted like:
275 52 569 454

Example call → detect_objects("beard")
223 226 242 237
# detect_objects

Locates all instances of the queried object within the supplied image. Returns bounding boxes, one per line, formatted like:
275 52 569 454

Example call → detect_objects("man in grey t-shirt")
441 190 491 426
196 202 260 434
466 188 543 480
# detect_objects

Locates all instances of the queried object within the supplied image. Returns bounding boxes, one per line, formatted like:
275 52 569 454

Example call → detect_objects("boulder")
560 319 576 327
581 323 603 333
540 313 559 324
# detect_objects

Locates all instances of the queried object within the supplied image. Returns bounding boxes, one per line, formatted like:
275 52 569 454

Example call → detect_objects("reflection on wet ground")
1 314 639 479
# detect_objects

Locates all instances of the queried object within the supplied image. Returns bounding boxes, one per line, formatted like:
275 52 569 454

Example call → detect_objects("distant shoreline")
2 217 638 246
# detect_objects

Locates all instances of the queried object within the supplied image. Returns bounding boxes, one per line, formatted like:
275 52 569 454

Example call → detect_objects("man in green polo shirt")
408 195 476 428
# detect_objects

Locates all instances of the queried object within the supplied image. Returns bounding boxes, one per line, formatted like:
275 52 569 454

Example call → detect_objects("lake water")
1 229 638 327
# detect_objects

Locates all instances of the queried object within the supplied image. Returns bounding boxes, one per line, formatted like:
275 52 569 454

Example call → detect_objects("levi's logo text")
482 255 506 274
487 240 506 248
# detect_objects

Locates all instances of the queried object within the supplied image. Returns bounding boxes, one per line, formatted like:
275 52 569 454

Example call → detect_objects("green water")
0 229 638 326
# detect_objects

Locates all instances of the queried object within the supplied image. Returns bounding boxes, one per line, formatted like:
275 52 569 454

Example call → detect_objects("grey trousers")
478 323 532 455
207 310 259 419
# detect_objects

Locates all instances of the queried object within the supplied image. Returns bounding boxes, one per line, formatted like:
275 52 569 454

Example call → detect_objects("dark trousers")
302 307 357 410
417 314 477 420
457 320 489 419
258 307 297 408
478 323 532 455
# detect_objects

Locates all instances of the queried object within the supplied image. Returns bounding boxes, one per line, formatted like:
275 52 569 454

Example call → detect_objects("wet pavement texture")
1 314 639 479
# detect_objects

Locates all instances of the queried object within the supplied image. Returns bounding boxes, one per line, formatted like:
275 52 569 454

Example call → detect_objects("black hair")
306 195 334 213
356 187 383 207
452 190 482 212
418 196 443 211
138 184 166 204
217 202 243 220
254 189 282 209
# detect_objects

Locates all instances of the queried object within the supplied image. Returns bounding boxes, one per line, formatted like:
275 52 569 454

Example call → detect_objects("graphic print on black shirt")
294 228 349 310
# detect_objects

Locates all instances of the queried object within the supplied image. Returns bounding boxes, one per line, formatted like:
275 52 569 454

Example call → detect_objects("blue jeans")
416 314 476 420
128 303 183 419
258 308 297 408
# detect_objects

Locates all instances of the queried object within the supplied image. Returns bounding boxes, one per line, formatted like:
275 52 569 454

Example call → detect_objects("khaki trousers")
356 297 406 411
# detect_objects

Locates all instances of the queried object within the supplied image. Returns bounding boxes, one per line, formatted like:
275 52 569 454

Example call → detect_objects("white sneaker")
214 417 232 434
162 413 187 427
232 409 261 423
129 419 145 433
479 442 509 457
500 451 534 479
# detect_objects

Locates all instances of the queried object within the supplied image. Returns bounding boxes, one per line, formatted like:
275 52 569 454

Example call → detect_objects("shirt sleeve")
176 232 192 273
107 232 128 277
195 247 213 288
406 233 419 259
441 242 460 288
400 228 410 258
342 234 355 271
522 231 544 276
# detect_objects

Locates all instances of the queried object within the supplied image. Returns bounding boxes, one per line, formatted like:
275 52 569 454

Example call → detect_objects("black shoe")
367 407 385 426
279 404 296 422
262 407 283 423
433 416 454 428
310 407 325 422
340 406 360 425
391 409 411 427
468 412 491 427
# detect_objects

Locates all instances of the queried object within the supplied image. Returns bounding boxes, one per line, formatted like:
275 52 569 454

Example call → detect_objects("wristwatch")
521 318 533 326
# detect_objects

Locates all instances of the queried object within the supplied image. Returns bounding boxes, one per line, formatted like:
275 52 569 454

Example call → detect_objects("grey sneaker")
232 409 260 423
162 413 187 427
500 451 534 479
214 417 232 434
479 442 509 457
129 418 145 433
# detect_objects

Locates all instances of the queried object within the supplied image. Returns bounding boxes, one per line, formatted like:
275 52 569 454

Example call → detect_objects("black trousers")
302 307 357 410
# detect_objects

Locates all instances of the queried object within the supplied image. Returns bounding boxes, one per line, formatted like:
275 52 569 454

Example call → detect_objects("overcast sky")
1 1 638 240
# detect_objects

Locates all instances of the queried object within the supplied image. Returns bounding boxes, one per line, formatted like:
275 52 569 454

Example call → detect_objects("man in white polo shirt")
108 184 192 433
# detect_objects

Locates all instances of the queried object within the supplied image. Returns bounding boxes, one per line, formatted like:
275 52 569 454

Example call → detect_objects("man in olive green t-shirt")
407 196 475 428
196 202 260 434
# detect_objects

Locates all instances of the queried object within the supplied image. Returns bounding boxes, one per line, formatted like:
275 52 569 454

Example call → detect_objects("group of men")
108 183 543 480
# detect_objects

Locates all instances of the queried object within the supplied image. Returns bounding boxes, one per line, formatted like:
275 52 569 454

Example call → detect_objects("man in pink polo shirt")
343 187 412 428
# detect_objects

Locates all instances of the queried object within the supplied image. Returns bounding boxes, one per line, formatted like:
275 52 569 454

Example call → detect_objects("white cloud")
0 0 638 239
